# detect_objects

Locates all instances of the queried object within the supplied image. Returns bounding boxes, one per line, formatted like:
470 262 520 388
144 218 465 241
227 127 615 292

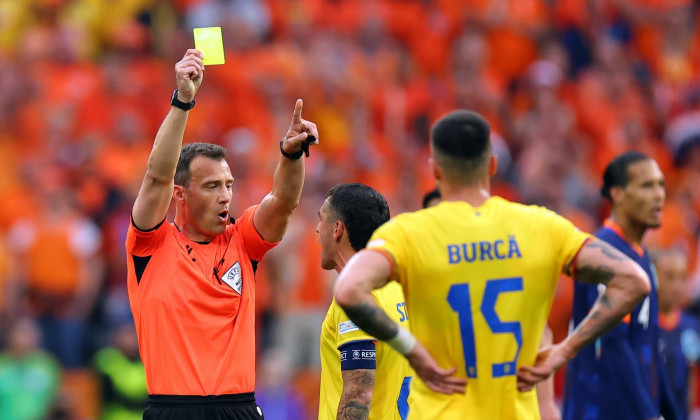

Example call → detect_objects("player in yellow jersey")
421 185 561 420
316 183 413 420
334 110 652 419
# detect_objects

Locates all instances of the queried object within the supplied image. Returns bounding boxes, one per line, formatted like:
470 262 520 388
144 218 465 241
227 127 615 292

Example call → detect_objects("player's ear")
333 221 344 242
430 158 442 181
610 185 624 205
489 154 498 176
173 185 186 203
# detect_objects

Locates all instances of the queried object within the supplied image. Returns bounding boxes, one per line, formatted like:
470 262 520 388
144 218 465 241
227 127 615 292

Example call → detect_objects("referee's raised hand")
282 99 319 155
175 49 204 103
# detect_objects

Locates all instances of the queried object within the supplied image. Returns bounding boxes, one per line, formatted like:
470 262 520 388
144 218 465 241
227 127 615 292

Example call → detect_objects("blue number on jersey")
448 277 523 378
447 283 478 378
397 376 411 420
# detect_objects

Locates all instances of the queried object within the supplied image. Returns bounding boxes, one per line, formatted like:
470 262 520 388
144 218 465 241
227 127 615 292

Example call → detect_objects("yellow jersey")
366 197 591 420
319 281 413 420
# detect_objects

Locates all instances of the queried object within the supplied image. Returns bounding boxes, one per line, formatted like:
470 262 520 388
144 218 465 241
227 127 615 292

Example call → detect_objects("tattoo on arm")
573 240 626 285
342 300 398 341
576 264 615 285
571 292 617 345
337 402 369 420
587 240 626 261
337 370 375 420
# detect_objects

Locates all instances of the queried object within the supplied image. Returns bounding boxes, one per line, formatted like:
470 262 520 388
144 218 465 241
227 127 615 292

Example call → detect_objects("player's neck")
659 302 677 316
440 183 491 207
609 213 646 245
658 306 681 331
333 246 356 273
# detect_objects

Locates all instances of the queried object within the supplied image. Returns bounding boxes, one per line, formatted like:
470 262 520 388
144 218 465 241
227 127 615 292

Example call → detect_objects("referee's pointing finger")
291 99 303 125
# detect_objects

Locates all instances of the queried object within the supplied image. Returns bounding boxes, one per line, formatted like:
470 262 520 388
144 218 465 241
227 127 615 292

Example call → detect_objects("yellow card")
193 27 225 65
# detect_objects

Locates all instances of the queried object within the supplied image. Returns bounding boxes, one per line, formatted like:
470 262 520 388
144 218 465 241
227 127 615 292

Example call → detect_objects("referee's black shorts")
143 393 264 420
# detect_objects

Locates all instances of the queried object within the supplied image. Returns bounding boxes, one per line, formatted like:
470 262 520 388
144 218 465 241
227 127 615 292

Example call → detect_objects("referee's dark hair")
601 151 651 201
431 110 491 185
175 143 228 187
326 183 390 252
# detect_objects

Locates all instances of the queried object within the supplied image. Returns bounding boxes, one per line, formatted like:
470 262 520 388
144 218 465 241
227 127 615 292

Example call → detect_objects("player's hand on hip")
405 341 467 395
517 344 568 392
281 99 319 154
175 49 204 102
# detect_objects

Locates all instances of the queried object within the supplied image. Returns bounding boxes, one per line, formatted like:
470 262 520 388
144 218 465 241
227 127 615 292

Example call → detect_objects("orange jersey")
126 205 278 395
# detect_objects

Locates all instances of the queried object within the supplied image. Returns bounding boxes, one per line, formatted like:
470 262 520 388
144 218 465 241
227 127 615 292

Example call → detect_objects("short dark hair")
175 143 228 186
431 110 491 184
422 187 441 209
326 183 390 252
600 151 651 201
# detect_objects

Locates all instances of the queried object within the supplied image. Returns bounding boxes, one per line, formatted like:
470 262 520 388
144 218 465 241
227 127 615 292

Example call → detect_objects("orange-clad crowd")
0 0 699 418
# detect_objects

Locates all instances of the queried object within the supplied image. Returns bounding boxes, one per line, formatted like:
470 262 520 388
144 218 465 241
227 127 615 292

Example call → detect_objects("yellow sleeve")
332 299 376 349
541 208 593 272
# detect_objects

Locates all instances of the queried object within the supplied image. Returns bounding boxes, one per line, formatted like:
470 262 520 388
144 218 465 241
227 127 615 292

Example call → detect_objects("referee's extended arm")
252 99 319 242
132 49 204 231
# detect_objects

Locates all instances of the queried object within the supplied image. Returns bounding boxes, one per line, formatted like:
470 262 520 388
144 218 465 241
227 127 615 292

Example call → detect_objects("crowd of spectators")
0 0 699 418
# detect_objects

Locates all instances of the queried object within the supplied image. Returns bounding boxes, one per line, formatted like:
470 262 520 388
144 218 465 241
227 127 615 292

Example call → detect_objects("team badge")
221 261 242 294
338 320 360 334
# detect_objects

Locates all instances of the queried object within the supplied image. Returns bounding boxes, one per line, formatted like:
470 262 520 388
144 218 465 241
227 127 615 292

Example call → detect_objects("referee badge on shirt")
221 261 242 294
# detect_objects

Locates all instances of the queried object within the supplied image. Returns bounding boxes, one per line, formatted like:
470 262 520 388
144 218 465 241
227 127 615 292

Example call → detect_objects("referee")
125 49 318 419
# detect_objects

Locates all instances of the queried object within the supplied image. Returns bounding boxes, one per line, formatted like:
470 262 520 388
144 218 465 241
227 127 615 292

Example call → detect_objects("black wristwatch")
170 89 196 111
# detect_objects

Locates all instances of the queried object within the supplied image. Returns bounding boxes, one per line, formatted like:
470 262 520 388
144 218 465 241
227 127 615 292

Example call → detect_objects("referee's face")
317 199 338 271
184 156 235 238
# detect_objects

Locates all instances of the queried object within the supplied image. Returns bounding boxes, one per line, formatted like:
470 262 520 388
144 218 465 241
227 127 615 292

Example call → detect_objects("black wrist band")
279 135 316 160
170 89 196 111
280 140 304 160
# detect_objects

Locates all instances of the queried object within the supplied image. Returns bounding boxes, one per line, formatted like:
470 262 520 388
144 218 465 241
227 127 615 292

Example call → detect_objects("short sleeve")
126 218 170 257
542 209 593 273
365 218 409 286
332 299 375 350
237 205 279 261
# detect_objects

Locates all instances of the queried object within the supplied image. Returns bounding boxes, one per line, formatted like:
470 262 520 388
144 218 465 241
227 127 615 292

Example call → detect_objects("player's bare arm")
335 250 467 395
253 99 319 243
536 327 561 420
132 49 204 230
336 369 375 420
517 238 650 391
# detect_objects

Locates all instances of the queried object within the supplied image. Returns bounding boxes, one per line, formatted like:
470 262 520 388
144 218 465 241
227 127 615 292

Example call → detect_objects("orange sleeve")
237 205 279 261
126 217 170 256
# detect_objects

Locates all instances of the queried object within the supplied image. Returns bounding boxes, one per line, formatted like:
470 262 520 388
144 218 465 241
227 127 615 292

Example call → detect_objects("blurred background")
0 0 699 419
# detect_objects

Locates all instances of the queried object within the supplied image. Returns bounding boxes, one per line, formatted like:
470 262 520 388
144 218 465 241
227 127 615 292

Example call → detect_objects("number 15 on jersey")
447 277 524 378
